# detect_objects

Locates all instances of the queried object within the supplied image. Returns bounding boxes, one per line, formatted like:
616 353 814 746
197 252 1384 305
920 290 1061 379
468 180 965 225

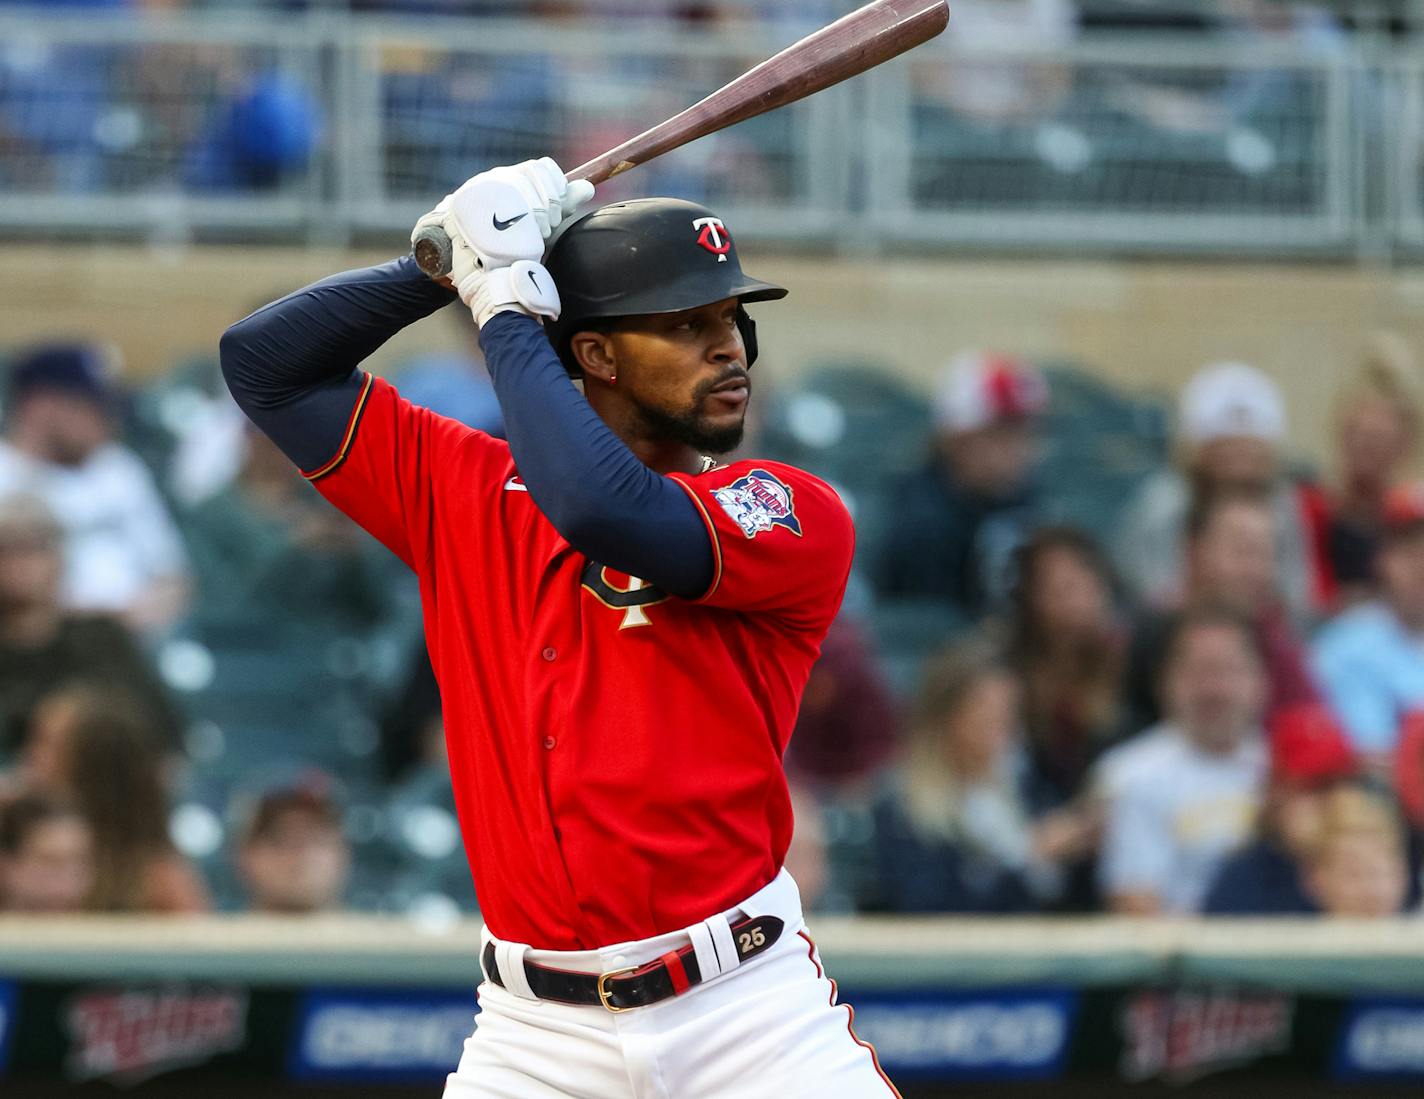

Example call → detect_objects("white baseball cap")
931 351 1048 434
1179 362 1286 444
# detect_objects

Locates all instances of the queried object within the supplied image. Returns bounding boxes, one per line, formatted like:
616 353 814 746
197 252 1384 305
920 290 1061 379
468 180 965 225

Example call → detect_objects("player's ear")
571 331 617 386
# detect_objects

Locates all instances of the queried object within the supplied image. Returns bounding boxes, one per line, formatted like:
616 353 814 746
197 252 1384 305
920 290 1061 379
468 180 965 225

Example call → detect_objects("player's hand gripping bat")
412 0 950 278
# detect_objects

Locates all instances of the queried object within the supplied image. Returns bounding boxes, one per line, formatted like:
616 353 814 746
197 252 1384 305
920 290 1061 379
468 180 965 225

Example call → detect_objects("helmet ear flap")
736 306 759 368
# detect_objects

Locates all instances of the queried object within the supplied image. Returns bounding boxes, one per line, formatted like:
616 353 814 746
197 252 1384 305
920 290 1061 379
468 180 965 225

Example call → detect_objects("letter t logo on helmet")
693 217 731 262
541 198 786 376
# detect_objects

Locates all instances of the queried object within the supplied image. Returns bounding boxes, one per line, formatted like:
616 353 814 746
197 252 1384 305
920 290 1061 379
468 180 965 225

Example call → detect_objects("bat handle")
412 167 599 281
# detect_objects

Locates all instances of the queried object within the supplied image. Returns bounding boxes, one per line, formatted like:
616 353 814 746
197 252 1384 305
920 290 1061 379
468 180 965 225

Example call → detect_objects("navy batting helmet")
542 197 787 377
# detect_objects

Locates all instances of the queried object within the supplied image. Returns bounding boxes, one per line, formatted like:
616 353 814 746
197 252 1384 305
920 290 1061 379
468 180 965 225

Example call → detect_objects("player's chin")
690 411 747 456
700 401 746 431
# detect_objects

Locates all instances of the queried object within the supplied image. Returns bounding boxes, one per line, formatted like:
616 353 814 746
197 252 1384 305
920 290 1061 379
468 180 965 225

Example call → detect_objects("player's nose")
707 318 744 365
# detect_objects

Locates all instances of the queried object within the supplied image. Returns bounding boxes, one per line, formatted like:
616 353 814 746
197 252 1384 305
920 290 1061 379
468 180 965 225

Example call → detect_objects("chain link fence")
0 10 1419 255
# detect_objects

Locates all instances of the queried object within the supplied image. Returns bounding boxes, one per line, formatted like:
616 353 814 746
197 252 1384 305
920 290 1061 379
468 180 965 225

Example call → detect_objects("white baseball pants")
443 869 901 1099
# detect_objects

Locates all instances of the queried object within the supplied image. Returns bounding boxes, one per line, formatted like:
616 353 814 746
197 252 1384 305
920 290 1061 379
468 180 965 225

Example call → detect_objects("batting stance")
221 158 897 1098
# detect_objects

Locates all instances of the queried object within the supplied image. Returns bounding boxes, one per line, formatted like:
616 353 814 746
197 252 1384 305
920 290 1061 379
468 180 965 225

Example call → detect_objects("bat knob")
413 227 454 279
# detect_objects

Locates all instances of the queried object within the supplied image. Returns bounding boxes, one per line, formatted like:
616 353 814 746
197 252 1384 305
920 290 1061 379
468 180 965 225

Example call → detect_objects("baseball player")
221 158 896 1098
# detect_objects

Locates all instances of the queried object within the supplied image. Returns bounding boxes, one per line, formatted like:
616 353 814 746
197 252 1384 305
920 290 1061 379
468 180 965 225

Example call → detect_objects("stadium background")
4 0 1424 1095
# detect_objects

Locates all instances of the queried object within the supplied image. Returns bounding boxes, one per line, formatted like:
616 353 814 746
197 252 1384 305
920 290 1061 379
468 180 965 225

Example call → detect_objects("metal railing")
0 10 1420 257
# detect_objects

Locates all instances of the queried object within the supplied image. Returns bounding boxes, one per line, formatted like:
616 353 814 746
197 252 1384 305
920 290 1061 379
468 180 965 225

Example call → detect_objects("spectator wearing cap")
236 776 350 915
0 343 189 633
876 351 1048 618
1313 484 1424 774
1094 607 1269 916
1203 704 1357 915
1116 362 1327 626
1323 334 1423 605
0 493 182 761
1124 489 1320 733
0 792 94 914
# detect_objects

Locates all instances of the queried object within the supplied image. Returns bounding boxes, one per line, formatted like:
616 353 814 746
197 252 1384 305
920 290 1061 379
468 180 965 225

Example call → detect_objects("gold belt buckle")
596 966 639 1013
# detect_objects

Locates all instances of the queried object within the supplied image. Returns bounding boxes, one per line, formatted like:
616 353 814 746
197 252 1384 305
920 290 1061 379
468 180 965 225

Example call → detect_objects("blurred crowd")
0 0 1420 925
2 310 1424 926
0 0 1386 205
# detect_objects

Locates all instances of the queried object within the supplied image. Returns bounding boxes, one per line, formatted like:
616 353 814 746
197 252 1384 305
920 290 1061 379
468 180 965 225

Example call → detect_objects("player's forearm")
479 312 715 598
220 256 456 470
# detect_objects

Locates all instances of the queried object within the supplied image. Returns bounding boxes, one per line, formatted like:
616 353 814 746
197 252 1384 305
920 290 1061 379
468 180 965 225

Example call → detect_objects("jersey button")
541 647 557 662
543 735 557 750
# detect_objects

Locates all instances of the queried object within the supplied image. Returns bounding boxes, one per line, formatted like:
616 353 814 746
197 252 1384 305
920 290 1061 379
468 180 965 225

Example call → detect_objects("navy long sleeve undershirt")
220 256 715 598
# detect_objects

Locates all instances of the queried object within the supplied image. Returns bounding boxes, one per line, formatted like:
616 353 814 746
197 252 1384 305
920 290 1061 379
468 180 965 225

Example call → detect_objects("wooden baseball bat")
413 0 950 278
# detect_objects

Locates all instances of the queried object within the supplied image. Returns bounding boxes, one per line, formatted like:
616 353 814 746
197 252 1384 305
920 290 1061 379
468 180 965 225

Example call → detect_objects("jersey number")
580 560 668 630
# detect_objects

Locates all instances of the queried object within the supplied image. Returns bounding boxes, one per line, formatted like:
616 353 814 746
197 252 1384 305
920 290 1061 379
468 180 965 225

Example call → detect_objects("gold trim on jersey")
671 477 725 602
303 372 374 482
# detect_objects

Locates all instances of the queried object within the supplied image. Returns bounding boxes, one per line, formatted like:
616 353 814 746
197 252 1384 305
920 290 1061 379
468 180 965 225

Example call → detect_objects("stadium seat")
866 597 970 701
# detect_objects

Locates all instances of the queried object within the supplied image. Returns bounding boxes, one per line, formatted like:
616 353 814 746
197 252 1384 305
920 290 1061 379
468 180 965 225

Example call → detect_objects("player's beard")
637 375 748 455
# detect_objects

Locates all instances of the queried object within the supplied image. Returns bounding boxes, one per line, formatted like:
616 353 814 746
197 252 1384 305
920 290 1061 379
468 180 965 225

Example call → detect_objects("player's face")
604 297 750 454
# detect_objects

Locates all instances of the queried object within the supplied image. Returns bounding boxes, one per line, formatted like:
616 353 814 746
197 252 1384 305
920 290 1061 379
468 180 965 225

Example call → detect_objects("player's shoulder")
690 457 852 535
369 374 513 465
696 457 847 507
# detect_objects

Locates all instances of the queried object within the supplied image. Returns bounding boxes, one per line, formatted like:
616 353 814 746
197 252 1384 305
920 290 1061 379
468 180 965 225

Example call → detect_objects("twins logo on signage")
63 986 248 1084
1120 987 1294 1083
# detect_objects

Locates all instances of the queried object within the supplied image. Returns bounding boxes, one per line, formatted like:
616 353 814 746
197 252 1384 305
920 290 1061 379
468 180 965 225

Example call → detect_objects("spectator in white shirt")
0 344 189 633
1096 606 1269 915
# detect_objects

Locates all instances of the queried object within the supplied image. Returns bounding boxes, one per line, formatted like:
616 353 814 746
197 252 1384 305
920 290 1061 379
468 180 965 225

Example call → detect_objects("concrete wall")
4 244 1423 467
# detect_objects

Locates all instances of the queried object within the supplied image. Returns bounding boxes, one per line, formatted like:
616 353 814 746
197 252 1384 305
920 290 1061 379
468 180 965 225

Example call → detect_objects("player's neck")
621 433 706 476
590 392 707 475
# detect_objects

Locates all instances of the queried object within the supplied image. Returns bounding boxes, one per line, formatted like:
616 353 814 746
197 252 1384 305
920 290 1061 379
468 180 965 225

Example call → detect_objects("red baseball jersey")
309 375 854 949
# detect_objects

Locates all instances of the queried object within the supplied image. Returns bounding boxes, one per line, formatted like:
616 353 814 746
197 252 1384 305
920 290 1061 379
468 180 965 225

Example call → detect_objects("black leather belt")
482 914 785 1012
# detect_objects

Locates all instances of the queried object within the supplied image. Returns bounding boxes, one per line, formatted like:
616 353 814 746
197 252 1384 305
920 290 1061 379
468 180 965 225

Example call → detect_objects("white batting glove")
448 231 562 328
448 157 595 269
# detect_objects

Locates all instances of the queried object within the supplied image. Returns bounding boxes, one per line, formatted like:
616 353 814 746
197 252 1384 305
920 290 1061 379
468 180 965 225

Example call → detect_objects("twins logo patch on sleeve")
712 469 802 539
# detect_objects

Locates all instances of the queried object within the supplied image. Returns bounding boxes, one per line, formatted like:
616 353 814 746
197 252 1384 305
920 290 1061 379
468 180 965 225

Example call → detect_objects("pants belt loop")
686 920 722 981
708 914 742 976
494 940 538 1000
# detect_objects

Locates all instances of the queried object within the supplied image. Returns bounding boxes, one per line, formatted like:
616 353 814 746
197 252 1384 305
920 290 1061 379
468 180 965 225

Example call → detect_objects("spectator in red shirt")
1323 334 1423 605
785 614 900 793
1126 488 1320 731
